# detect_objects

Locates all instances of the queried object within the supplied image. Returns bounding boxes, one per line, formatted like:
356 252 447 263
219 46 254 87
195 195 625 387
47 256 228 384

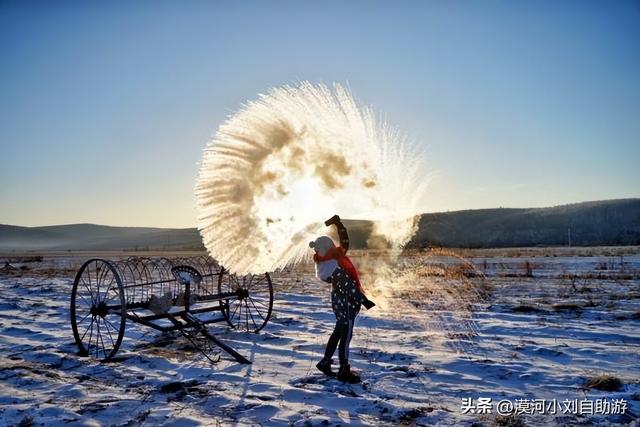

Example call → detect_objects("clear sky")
1 0 639 228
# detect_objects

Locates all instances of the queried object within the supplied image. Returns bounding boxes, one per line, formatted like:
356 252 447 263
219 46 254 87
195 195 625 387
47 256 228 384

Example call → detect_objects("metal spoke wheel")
218 269 273 333
70 259 126 360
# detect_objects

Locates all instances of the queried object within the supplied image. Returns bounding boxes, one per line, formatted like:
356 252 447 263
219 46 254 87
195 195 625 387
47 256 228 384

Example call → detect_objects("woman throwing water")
309 215 375 383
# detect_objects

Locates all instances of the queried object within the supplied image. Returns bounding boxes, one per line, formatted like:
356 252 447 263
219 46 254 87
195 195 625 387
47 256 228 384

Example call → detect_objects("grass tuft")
512 304 545 314
492 414 527 427
552 303 582 311
584 374 623 392
17 416 34 427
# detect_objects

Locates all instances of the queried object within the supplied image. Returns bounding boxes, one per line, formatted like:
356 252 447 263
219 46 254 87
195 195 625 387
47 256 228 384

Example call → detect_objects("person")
309 215 375 383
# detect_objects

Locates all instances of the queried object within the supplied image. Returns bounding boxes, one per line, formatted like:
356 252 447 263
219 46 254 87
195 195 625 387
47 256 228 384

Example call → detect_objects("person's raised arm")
324 214 350 253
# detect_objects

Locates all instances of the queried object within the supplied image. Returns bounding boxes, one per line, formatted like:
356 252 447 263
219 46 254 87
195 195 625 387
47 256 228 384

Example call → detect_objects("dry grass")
584 374 623 392
453 246 640 259
473 414 527 427
17 416 34 427
493 414 527 427
511 304 547 314
551 303 582 312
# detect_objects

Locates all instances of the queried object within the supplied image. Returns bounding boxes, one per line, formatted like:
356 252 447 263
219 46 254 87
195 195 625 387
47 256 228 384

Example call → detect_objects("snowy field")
1 248 639 426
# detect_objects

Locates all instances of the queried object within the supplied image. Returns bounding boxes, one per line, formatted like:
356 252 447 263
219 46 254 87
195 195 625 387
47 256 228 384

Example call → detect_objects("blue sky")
1 0 639 227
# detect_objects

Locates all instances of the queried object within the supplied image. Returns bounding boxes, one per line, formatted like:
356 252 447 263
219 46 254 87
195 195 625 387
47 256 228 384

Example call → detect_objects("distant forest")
410 198 640 248
347 198 640 248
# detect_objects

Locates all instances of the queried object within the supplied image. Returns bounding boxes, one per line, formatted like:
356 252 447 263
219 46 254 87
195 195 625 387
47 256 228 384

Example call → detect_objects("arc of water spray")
195 81 428 276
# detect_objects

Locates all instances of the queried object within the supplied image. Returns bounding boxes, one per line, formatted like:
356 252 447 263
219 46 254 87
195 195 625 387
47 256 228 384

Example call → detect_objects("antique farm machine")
69 256 273 364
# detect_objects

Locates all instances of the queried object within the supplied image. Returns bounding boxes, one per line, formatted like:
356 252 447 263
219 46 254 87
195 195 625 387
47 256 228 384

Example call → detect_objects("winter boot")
316 359 336 377
337 364 361 384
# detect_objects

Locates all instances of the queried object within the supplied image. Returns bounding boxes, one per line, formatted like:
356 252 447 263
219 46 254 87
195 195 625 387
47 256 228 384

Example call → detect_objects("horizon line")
2 197 638 229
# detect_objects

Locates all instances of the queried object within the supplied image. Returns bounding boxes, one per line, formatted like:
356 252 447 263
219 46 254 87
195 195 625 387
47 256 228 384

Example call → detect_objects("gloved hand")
362 296 376 310
324 214 341 227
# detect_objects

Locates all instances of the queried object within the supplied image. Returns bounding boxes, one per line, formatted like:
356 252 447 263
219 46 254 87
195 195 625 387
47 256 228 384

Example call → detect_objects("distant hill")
0 224 203 252
1 199 638 252
408 198 640 248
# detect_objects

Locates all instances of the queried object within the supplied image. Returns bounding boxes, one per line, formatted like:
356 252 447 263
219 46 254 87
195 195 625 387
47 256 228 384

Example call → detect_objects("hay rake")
69 256 273 364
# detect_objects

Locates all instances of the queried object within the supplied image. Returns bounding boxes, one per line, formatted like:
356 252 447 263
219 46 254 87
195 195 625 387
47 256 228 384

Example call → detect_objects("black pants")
323 318 355 367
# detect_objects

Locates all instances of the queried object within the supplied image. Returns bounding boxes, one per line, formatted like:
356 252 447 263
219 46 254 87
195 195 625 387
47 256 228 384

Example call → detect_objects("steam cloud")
195 82 428 275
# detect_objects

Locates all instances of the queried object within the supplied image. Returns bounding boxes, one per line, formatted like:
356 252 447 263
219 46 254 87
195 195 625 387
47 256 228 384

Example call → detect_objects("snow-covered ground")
1 250 639 426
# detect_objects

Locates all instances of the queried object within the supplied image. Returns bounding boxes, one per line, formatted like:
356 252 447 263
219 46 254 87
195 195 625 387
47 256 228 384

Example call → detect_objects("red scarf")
313 246 364 293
